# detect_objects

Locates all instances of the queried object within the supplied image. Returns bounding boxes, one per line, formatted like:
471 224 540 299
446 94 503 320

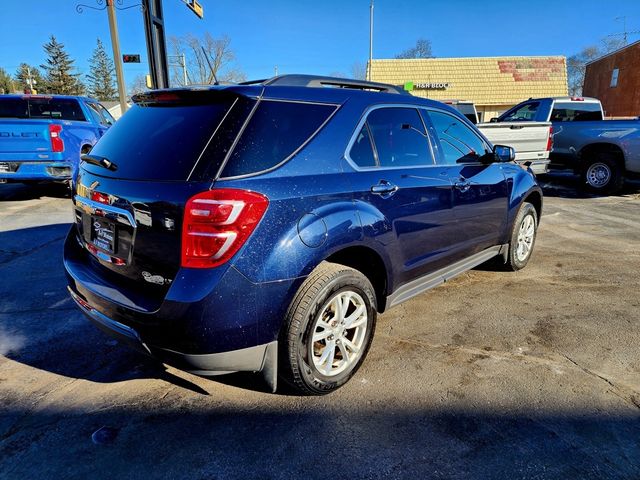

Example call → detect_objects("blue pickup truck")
0 94 115 183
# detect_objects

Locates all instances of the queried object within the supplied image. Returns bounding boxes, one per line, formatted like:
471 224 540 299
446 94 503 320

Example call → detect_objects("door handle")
454 180 471 193
371 180 398 196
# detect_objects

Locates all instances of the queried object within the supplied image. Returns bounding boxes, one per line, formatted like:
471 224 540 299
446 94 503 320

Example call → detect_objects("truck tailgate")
478 121 551 162
0 119 53 154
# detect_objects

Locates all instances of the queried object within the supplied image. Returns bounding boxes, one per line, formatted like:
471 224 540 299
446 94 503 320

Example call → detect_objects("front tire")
581 153 624 195
504 202 538 271
279 262 377 395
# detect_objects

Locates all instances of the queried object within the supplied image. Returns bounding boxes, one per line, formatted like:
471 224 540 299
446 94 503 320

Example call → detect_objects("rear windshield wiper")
81 153 118 172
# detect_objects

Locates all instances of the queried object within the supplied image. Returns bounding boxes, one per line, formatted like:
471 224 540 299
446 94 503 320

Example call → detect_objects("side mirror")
489 117 499 123
493 145 515 162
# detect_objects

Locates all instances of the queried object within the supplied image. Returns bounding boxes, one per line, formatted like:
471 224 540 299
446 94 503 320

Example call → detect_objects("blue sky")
0 0 638 88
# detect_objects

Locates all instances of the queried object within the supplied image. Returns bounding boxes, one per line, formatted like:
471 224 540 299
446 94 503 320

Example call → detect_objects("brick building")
583 40 640 118
369 56 568 122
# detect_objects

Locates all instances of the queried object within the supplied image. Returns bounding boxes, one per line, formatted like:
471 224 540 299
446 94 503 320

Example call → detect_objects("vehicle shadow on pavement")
0 223 211 396
0 182 70 201
1 403 639 479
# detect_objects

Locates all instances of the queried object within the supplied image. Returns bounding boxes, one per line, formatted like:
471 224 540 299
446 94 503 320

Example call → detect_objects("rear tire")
580 153 624 195
279 262 377 395
503 202 538 271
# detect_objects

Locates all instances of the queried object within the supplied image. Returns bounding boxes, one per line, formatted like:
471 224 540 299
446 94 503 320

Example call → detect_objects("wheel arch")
523 189 542 224
325 245 390 313
579 143 626 171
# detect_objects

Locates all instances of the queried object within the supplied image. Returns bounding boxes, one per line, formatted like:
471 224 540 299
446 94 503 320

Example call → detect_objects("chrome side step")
386 245 506 309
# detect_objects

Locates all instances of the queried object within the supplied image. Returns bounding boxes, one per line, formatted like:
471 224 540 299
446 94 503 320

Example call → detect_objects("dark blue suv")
64 75 542 395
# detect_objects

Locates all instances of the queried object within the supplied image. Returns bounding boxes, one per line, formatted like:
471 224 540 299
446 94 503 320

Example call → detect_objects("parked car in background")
0 94 115 184
445 100 552 175
493 97 640 194
64 75 542 395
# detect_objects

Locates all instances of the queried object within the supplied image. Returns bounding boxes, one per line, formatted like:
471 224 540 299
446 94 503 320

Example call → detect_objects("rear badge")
142 271 172 285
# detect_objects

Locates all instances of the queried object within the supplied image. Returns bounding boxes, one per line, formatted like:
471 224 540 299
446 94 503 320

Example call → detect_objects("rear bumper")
0 161 73 180
68 287 278 390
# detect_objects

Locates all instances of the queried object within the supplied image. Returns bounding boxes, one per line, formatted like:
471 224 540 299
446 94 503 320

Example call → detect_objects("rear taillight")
181 189 269 269
546 126 554 152
49 124 64 152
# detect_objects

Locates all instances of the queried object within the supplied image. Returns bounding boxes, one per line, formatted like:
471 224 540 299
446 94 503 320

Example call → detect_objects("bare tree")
351 61 367 80
395 38 433 59
128 75 148 97
169 33 245 86
567 38 625 95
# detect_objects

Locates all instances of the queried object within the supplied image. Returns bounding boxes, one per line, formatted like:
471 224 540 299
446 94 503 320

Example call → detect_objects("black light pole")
142 0 169 89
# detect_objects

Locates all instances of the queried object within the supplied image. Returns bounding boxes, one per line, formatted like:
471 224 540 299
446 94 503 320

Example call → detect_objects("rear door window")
86 102 115 126
84 97 244 181
550 102 603 121
348 124 377 168
365 107 433 168
220 100 336 178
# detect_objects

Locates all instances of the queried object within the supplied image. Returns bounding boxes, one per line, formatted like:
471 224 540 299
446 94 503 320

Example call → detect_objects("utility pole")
182 53 187 86
26 66 35 93
368 0 374 81
168 54 188 86
106 0 128 113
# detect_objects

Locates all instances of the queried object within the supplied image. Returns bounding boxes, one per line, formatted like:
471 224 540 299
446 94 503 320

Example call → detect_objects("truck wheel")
504 202 538 271
280 262 377 395
581 154 624 195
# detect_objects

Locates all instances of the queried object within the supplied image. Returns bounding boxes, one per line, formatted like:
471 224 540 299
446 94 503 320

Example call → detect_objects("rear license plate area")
90 217 117 254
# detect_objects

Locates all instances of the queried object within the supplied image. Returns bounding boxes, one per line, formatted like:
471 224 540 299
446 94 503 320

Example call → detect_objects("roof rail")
240 74 407 95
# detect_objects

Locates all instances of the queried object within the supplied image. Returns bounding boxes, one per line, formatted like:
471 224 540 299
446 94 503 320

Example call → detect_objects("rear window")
220 100 336 178
84 97 246 181
550 102 603 122
0 97 85 121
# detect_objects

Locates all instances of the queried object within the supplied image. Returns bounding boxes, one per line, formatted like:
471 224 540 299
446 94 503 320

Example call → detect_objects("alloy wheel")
310 290 368 377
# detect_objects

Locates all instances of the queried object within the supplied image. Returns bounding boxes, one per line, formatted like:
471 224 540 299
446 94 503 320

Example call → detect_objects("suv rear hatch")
68 88 256 311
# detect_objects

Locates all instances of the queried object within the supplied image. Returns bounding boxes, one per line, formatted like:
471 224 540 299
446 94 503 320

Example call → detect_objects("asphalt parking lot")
1 175 639 480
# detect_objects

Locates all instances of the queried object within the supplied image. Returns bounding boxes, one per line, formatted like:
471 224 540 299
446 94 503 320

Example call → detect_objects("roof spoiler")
131 88 246 105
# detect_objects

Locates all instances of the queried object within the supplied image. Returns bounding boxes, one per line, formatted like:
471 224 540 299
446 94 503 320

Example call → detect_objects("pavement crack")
558 352 640 411
379 334 640 410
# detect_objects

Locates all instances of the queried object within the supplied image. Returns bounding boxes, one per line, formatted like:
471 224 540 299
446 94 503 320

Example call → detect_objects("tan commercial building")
369 56 568 122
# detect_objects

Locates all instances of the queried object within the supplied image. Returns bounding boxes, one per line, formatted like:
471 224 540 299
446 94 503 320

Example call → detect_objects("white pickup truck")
443 100 552 175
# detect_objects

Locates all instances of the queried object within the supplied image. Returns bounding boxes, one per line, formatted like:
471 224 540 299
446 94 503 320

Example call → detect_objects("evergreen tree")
86 38 117 101
0 68 14 94
14 63 45 93
40 35 85 95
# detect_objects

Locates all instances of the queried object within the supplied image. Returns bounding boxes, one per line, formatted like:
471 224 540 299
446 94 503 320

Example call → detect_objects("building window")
611 68 619 88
